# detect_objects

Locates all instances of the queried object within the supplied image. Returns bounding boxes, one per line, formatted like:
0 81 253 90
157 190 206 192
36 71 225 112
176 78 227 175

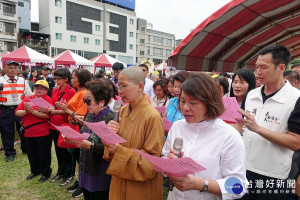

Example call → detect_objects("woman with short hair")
55 69 92 197
166 71 191 123
150 79 170 107
65 79 114 200
15 80 53 182
162 73 248 199
39 68 77 185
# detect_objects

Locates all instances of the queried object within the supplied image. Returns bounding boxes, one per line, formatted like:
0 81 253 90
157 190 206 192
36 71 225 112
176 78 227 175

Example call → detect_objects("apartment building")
136 18 175 65
39 0 136 64
0 0 18 53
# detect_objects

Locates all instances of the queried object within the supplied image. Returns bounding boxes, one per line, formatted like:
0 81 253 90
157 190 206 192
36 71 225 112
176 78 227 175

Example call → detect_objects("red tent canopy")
1 46 54 67
168 0 300 72
90 54 127 74
52 50 93 68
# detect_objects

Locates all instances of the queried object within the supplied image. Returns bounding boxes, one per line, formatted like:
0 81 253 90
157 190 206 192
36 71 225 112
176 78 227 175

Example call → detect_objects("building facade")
136 18 175 65
18 0 30 31
39 0 136 65
0 0 18 53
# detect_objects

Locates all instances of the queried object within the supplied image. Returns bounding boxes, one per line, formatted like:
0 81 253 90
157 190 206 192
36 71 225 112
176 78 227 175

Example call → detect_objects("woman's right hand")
55 101 68 111
167 147 184 159
107 119 121 133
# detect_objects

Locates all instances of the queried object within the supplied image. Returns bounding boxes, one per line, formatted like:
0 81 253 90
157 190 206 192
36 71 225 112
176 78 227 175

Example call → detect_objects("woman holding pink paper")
65 79 113 200
161 73 248 200
15 80 53 182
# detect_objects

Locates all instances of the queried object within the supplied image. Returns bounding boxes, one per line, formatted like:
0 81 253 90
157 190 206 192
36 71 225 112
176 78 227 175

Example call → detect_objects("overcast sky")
31 0 230 39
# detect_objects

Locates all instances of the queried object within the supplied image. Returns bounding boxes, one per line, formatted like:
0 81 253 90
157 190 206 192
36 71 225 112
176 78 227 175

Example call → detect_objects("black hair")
139 64 149 71
283 71 300 83
258 45 290 66
54 68 71 84
29 69 40 81
291 62 300 69
229 69 256 98
112 62 124 70
21 71 29 80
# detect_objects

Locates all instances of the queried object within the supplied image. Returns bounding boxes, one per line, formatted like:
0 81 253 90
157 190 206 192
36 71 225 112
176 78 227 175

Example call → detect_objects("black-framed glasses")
54 77 63 81
83 98 91 106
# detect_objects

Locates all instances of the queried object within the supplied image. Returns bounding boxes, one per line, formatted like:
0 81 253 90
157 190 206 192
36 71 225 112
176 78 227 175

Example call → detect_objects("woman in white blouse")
161 73 248 200
150 79 170 107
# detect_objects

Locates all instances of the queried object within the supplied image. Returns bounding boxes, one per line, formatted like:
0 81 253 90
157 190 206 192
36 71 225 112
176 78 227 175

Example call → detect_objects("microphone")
113 100 121 122
173 138 183 158
169 138 183 191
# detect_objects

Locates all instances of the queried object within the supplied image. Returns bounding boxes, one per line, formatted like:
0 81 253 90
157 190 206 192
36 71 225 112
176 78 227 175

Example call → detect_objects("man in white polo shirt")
237 45 300 200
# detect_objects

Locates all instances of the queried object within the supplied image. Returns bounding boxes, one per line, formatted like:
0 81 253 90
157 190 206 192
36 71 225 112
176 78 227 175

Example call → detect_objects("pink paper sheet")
25 102 35 107
83 121 127 144
52 124 89 142
163 117 173 131
115 96 128 106
155 106 167 115
29 97 52 108
134 149 206 176
219 97 242 123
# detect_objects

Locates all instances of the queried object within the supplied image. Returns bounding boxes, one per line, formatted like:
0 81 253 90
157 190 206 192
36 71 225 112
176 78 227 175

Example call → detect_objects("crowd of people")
0 44 300 200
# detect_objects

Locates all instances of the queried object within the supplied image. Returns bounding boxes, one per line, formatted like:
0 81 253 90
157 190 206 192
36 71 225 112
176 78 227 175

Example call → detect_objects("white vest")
0 75 32 106
243 81 300 179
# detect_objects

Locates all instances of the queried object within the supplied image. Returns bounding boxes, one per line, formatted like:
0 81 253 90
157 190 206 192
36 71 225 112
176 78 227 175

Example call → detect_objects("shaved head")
119 66 145 85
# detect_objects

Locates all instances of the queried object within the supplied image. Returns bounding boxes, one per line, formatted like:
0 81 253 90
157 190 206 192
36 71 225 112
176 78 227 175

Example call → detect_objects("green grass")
0 141 168 200
0 143 83 200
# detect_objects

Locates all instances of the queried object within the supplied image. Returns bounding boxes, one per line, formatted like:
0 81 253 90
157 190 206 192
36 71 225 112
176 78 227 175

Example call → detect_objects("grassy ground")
0 142 168 200
0 142 83 200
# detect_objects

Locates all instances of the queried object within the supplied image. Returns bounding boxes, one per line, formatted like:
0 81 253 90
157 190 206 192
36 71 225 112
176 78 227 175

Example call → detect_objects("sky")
31 0 230 39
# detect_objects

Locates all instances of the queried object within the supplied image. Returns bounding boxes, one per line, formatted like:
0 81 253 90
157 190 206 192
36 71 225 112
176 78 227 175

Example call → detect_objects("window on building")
55 0 62 7
140 51 144 55
109 26 118 34
153 48 163 56
147 47 150 55
166 49 172 56
129 44 133 50
140 39 144 43
55 16 62 24
148 35 150 41
56 33 62 40
18 17 21 23
141 27 145 31
154 36 163 43
84 37 89 44
95 25 100 31
166 39 172 45
70 35 76 42
95 39 100 46
130 19 134 25
18 2 24 7
129 32 134 37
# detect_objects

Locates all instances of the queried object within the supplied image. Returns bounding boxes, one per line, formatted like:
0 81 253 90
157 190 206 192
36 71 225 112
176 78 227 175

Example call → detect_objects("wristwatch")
200 179 209 192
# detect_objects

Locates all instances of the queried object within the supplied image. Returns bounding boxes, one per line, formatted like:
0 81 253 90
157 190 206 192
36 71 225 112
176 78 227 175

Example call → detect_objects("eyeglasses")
118 84 136 91
83 98 91 106
34 87 47 91
6 67 18 70
54 77 63 81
